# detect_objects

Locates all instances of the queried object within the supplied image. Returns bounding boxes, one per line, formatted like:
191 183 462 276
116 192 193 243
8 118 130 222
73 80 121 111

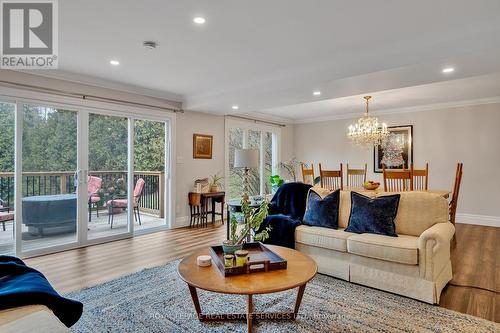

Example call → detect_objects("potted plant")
208 174 224 192
222 199 271 254
269 175 284 194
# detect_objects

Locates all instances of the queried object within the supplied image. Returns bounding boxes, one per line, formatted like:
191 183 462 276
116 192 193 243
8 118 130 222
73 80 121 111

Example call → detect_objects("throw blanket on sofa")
257 182 312 248
0 256 83 327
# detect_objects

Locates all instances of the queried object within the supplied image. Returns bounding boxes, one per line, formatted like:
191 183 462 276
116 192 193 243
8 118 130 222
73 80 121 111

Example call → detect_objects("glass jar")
234 250 249 267
224 254 234 267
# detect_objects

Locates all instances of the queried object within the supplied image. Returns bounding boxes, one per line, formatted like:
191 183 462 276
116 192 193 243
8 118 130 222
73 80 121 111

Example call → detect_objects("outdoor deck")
0 208 164 254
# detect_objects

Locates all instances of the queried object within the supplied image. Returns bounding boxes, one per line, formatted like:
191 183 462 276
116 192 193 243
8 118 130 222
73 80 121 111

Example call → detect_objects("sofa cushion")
303 189 340 229
386 192 448 237
339 190 376 228
345 192 400 237
295 225 354 252
347 233 419 265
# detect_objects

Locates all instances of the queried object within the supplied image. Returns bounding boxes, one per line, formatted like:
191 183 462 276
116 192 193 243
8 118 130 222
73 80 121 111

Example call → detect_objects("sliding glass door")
21 104 79 252
133 119 168 232
0 91 173 258
87 113 130 240
0 101 16 255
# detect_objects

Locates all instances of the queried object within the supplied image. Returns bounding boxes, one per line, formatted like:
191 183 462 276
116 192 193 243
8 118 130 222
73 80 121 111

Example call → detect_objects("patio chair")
88 176 103 222
106 178 145 228
0 198 14 232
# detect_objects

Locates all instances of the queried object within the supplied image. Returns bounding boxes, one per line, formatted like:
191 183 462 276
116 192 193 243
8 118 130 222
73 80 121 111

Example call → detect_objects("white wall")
173 111 225 226
293 103 500 225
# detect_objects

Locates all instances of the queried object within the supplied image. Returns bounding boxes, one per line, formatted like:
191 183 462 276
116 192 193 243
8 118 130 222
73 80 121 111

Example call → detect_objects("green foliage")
229 199 270 245
0 105 165 174
269 175 284 187
208 173 224 189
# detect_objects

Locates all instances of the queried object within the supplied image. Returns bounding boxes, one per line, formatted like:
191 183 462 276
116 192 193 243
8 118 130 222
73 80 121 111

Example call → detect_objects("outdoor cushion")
89 196 100 203
347 233 419 265
0 212 14 222
106 199 138 208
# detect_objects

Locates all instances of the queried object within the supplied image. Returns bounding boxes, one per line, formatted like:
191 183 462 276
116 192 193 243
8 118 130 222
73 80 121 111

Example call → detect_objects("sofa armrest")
418 222 455 280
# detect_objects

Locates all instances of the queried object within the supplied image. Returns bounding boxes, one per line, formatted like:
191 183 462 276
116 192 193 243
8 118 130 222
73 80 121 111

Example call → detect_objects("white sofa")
295 190 455 304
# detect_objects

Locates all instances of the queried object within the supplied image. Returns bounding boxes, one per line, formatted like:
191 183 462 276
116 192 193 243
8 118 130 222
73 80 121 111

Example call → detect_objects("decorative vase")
222 241 244 254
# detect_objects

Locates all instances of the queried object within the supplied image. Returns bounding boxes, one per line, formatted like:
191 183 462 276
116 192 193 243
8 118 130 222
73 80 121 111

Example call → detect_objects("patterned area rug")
67 261 498 333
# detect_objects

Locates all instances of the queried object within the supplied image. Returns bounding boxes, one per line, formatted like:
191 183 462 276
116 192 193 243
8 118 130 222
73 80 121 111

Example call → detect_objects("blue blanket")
0 256 83 327
257 182 312 248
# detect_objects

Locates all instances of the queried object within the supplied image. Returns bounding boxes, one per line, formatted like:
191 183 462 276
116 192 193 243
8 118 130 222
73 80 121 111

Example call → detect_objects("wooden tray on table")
209 242 287 277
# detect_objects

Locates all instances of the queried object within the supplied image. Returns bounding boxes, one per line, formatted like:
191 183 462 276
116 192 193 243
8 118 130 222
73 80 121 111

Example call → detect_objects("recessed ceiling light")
313 91 321 96
109 60 120 66
442 67 454 73
193 17 206 24
232 105 239 110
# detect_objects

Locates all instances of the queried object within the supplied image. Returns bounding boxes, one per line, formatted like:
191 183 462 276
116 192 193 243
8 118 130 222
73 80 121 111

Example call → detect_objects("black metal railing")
0 171 165 217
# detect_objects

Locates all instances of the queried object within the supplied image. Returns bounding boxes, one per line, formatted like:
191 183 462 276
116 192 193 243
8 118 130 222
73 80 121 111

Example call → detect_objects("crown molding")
292 96 500 124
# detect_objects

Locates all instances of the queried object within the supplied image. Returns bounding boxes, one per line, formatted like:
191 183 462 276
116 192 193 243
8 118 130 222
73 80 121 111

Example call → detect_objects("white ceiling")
39 0 500 121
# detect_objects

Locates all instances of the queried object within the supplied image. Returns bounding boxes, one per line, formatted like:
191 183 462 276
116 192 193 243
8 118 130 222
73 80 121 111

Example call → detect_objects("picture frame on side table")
374 125 413 173
193 134 213 159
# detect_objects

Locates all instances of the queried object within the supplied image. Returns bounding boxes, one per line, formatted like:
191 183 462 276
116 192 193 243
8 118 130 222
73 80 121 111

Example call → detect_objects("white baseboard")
456 214 500 227
173 216 190 228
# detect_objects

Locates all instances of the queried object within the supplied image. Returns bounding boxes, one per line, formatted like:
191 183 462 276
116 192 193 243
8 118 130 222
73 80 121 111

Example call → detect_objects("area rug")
66 261 498 333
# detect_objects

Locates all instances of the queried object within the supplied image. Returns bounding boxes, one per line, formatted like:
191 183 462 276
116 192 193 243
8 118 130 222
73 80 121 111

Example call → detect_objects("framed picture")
193 134 213 159
374 125 413 173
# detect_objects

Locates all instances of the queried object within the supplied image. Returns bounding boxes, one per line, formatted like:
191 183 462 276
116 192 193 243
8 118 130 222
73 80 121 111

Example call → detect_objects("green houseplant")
223 199 271 254
208 174 224 192
269 175 284 194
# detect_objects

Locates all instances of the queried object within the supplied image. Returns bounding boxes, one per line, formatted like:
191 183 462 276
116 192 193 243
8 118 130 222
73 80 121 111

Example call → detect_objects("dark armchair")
256 182 312 248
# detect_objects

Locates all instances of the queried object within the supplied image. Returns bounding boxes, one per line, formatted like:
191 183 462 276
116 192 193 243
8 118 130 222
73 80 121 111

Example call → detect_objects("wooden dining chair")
411 163 429 190
346 163 367 189
449 163 463 246
301 163 315 185
383 165 413 192
319 163 343 191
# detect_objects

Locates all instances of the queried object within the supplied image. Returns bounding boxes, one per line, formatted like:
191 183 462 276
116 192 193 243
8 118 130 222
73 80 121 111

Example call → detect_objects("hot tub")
22 194 77 236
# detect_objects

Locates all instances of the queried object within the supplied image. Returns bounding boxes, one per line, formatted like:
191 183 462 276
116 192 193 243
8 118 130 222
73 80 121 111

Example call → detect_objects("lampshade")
234 149 259 169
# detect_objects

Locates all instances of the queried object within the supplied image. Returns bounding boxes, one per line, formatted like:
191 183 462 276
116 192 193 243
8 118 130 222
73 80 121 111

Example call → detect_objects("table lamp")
234 149 259 202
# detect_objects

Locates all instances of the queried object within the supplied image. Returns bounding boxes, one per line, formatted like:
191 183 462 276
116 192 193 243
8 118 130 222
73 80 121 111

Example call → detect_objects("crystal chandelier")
347 96 389 148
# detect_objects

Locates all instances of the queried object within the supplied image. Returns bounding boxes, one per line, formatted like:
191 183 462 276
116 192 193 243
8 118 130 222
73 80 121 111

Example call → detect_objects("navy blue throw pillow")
303 189 340 229
345 192 400 237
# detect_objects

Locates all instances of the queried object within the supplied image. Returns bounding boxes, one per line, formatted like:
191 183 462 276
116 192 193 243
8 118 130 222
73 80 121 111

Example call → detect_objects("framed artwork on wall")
374 125 413 173
193 133 213 159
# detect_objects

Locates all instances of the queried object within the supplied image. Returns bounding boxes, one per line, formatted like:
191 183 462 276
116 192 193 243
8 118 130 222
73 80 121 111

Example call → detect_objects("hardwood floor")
26 222 498 322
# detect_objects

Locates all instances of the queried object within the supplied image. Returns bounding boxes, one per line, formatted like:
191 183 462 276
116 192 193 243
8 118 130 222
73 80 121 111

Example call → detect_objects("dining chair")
449 163 463 246
411 163 429 191
383 165 413 192
301 163 315 185
319 163 343 191
346 163 367 189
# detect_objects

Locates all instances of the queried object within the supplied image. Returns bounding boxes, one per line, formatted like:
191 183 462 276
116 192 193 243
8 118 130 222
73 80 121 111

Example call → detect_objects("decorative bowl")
363 182 380 190
222 241 244 254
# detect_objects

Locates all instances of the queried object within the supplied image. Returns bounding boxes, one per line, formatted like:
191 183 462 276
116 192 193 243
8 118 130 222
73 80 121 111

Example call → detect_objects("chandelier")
347 96 389 147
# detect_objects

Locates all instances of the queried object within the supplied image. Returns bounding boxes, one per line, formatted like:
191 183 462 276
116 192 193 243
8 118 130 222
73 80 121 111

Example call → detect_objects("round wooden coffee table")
177 245 317 332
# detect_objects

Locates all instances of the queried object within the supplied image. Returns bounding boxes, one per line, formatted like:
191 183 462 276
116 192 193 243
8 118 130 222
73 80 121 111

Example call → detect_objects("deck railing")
0 170 165 217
